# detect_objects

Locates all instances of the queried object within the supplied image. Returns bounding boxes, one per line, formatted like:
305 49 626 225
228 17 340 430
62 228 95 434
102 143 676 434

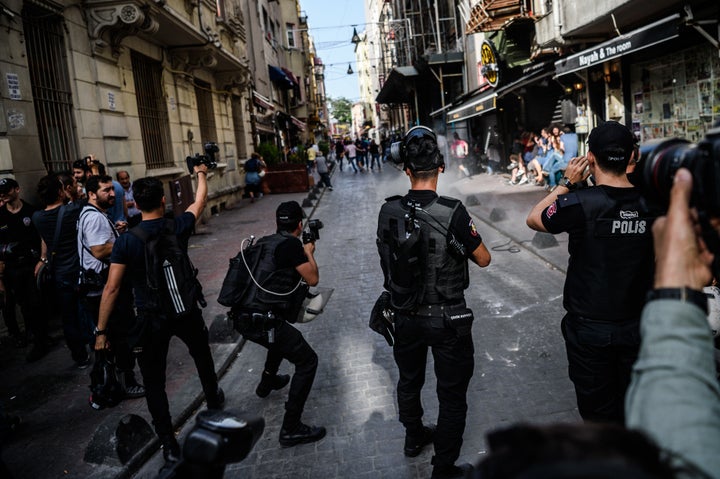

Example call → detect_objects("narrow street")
134 165 579 479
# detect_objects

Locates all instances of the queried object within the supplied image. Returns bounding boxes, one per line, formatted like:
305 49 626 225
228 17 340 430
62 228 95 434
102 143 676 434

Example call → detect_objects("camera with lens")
186 142 219 174
156 409 264 479
629 124 720 270
302 219 324 244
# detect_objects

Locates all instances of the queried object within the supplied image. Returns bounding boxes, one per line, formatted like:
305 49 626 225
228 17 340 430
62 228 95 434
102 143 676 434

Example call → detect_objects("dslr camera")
302 219 324 244
186 142 219 174
156 409 264 479
630 123 720 271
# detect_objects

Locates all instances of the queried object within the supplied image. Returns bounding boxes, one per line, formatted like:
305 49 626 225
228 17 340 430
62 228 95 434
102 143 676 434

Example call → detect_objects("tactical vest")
377 195 468 309
561 187 657 321
240 231 306 315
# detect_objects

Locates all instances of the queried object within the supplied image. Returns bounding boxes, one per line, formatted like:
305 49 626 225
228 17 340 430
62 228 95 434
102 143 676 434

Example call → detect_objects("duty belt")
409 301 465 317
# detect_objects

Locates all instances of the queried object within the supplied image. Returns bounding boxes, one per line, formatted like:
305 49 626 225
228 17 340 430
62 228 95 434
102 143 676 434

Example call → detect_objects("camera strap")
240 236 304 297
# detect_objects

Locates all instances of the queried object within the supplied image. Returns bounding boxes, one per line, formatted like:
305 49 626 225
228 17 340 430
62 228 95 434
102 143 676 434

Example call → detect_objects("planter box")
263 163 310 194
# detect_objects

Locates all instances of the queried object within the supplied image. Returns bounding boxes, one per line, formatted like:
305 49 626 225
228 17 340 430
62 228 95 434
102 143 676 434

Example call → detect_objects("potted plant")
258 142 309 194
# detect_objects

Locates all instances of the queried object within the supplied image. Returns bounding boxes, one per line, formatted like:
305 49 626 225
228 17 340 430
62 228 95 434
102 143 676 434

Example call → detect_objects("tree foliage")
328 97 352 124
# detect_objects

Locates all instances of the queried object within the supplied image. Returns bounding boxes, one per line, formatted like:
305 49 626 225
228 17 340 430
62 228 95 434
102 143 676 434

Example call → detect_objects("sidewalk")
0 166 575 478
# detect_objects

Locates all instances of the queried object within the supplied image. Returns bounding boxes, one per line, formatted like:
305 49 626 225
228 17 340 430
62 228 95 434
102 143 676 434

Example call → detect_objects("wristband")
94 328 107 337
197 171 207 176
646 287 708 314
40 257 48 264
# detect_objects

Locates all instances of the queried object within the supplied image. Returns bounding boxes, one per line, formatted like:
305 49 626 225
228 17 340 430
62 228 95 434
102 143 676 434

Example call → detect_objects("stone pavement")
1 164 579 479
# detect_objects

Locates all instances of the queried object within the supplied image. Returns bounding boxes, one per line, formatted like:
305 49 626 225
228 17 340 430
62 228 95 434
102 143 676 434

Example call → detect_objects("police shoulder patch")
557 191 580 208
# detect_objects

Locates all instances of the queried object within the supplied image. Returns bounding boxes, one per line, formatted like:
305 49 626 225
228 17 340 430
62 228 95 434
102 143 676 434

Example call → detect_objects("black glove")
369 291 395 347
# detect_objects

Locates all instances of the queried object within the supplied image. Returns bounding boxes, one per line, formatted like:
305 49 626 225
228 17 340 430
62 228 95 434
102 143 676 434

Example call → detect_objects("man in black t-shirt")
377 126 491 479
527 121 657 424
232 200 326 448
0 178 47 361
32 175 89 367
94 166 224 464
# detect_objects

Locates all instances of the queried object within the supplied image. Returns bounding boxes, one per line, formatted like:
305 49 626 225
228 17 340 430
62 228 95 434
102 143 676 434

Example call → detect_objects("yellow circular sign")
480 41 499 87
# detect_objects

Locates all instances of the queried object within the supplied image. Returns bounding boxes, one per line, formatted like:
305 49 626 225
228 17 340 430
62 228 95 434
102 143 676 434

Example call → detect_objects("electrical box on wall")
607 88 624 120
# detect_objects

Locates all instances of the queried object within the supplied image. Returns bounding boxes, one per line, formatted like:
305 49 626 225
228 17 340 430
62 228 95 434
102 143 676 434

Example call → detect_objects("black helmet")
390 126 444 172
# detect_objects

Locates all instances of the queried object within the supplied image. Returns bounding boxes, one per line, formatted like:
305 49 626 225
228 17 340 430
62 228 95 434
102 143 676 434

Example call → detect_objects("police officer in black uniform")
231 201 326 448
527 121 658 424
377 126 491 479
0 178 48 361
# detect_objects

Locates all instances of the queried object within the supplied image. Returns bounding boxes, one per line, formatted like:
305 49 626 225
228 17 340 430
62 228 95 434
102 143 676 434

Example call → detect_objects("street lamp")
347 64 354 75
351 27 361 45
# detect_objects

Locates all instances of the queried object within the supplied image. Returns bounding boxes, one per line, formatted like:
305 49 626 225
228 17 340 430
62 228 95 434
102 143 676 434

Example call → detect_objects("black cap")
276 201 305 225
587 121 635 162
0 178 19 194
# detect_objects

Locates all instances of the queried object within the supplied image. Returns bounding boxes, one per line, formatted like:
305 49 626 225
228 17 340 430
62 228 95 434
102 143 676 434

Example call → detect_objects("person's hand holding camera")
193 163 209 177
652 168 714 290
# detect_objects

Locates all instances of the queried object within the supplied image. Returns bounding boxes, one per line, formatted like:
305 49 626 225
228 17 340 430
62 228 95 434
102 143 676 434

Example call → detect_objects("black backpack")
130 219 205 319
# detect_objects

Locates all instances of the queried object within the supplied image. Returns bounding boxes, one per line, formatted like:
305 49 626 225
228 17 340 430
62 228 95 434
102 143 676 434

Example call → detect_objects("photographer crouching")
229 201 326 447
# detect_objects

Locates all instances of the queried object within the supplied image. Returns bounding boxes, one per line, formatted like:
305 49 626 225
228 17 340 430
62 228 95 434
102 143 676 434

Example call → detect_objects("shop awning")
555 14 681 77
446 92 497 124
375 66 419 104
496 60 555 97
269 65 295 89
253 90 274 110
282 67 299 87
291 116 306 131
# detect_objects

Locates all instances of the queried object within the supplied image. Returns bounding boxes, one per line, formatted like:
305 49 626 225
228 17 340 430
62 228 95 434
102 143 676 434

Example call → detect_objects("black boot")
206 386 225 410
159 434 181 463
404 424 436 457
279 422 326 447
255 372 291 398
119 370 146 399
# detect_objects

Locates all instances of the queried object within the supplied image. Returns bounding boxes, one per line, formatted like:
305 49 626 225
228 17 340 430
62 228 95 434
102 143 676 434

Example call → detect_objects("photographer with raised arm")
94 164 224 465
229 200 326 448
377 126 491 479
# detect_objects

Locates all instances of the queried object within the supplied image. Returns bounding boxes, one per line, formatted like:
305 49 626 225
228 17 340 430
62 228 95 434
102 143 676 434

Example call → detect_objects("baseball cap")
587 121 635 162
276 201 305 224
0 178 19 194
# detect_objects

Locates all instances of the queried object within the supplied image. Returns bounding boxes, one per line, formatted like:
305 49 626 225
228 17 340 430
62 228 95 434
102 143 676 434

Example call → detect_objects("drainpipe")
553 0 563 43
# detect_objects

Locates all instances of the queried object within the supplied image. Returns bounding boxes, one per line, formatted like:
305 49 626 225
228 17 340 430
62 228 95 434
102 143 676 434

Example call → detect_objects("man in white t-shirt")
78 174 145 400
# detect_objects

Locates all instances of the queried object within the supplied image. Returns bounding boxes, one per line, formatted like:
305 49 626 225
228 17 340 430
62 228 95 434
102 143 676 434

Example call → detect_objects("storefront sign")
555 14 680 76
447 93 497 124
479 40 500 88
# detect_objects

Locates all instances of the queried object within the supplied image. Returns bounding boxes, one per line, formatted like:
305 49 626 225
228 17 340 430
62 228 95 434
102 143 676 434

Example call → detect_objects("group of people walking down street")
2 120 720 479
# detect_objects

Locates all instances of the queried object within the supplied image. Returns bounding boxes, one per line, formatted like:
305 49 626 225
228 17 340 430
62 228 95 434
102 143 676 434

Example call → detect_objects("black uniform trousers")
561 313 640 424
242 319 318 429
393 313 474 468
136 307 219 436
2 261 46 345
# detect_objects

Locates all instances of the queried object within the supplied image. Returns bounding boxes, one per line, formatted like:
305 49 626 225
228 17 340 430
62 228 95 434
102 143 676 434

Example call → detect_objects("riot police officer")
527 121 658 424
376 126 491 479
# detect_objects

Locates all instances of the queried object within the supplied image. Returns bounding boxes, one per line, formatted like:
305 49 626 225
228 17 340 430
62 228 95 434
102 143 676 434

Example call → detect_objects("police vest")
377 195 468 309
240 231 306 316
560 187 657 321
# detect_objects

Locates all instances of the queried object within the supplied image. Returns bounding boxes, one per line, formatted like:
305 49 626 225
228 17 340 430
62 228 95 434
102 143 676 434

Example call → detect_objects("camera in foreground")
157 409 264 479
630 124 720 272
302 219 324 244
186 142 219 174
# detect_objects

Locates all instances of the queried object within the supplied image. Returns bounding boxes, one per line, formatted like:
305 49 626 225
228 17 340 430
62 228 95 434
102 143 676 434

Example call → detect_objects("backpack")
217 233 308 320
244 157 259 173
130 219 205 319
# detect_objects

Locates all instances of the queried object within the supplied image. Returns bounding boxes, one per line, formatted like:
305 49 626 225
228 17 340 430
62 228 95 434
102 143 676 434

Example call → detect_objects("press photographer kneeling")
224 201 326 447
